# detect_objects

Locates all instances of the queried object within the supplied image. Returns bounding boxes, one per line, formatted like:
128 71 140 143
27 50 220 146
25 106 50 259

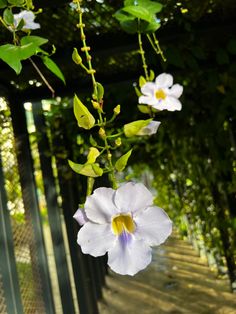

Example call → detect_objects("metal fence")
0 95 107 314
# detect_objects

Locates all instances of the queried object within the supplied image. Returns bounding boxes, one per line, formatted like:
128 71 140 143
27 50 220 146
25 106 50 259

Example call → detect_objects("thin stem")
107 131 123 139
152 33 166 62
146 34 159 55
75 0 118 190
76 1 98 99
104 136 117 189
0 17 10 30
138 31 149 80
29 58 55 97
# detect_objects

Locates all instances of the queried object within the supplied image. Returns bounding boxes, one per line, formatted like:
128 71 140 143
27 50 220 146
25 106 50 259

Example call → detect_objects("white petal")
77 222 116 257
85 187 118 224
168 84 183 98
18 10 34 20
134 206 172 246
155 73 173 88
138 95 157 106
108 236 152 275
114 182 153 214
137 121 161 136
165 96 182 111
25 22 40 30
73 208 88 225
140 82 156 96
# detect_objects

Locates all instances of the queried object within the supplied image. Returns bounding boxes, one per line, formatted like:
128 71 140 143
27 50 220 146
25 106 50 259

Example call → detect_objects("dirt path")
99 235 236 314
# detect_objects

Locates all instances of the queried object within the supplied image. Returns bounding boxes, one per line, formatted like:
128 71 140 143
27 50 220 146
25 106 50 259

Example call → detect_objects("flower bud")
115 138 122 146
99 128 106 138
72 48 82 65
113 104 120 115
91 100 100 110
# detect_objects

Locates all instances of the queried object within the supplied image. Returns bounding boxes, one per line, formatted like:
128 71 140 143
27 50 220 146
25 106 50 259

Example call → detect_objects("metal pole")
32 101 76 314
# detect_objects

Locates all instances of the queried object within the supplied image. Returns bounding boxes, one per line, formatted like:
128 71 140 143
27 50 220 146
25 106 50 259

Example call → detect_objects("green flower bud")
99 128 106 138
113 104 120 115
72 48 82 65
115 138 122 146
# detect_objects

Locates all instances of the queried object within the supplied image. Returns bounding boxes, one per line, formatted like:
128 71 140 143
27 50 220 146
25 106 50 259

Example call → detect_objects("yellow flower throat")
155 89 166 100
111 214 136 235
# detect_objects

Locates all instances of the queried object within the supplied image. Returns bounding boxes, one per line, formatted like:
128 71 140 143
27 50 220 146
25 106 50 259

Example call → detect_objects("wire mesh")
0 272 7 314
0 98 46 314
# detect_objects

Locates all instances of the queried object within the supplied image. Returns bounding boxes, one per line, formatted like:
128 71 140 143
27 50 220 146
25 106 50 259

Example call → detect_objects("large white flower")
13 10 40 30
76 182 172 276
139 73 183 111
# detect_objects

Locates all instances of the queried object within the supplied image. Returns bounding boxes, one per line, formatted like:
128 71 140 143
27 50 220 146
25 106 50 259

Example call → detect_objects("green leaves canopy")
114 0 162 34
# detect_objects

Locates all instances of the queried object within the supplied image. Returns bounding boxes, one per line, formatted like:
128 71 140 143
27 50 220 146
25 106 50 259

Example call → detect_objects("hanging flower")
136 120 161 136
76 182 172 275
13 11 40 30
139 73 183 111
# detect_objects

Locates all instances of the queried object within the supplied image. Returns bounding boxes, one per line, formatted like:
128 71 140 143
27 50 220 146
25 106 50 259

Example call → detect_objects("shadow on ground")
99 235 236 314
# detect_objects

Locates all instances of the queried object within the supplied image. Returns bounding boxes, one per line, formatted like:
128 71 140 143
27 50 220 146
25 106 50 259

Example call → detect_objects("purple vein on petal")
119 231 132 249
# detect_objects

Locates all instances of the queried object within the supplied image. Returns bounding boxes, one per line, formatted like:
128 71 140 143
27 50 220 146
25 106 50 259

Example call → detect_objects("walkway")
99 235 236 314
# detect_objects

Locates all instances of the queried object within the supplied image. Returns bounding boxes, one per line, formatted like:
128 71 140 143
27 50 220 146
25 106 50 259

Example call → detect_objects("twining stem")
29 58 55 97
138 31 149 80
75 0 118 191
0 17 9 30
146 34 166 62
75 0 98 99
152 33 166 62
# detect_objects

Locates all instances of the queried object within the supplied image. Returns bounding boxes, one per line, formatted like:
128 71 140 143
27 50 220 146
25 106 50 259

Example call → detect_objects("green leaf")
149 69 155 81
19 43 39 59
138 105 150 114
16 18 25 31
139 75 146 87
0 43 38 74
89 135 97 146
96 82 104 102
87 147 100 163
134 85 142 97
21 36 48 47
122 6 153 22
3 8 14 25
68 160 103 177
42 56 65 84
7 0 24 4
141 18 161 33
124 0 163 14
73 94 95 130
115 149 132 172
114 9 132 23
124 119 152 137
0 0 7 9
120 19 138 34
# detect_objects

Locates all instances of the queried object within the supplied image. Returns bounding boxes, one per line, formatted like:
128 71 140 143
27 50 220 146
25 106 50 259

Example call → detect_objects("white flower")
76 182 172 276
139 73 183 111
73 208 88 226
137 120 161 136
13 10 40 30
69 2 77 11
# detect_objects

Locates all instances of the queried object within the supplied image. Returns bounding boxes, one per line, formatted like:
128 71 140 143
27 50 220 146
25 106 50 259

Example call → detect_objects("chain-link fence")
0 272 7 314
0 98 46 314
